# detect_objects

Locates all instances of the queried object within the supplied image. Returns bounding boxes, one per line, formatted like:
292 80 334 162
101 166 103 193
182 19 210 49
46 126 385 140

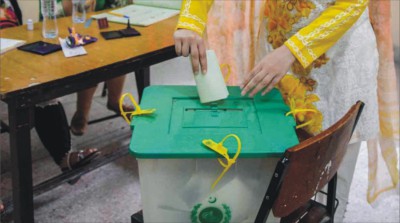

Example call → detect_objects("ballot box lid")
129 86 299 158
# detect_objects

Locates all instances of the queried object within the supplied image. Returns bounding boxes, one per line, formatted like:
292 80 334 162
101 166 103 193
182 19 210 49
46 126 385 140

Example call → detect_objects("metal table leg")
135 67 150 101
8 101 34 223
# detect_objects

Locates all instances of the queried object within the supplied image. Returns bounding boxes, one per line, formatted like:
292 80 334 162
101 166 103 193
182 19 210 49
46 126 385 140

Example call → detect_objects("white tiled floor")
0 56 399 222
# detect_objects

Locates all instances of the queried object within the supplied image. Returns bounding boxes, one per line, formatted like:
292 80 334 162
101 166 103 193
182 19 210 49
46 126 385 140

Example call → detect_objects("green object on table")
129 86 299 158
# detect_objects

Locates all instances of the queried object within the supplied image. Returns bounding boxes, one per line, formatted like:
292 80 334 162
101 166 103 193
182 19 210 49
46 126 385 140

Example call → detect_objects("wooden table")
0 12 177 223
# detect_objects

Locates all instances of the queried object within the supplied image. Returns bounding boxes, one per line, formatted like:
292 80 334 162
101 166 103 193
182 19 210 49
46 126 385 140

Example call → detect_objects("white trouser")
334 141 362 222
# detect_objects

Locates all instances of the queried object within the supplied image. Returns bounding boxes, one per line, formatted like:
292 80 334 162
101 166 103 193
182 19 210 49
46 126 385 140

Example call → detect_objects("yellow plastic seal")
285 97 317 129
220 64 231 83
119 93 156 124
202 134 241 190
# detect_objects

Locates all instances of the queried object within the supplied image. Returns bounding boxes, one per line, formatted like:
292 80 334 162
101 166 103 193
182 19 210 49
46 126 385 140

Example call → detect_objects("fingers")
261 75 280 96
190 41 200 74
198 39 207 74
174 30 191 56
181 39 190 57
248 74 273 97
173 29 207 74
241 74 263 97
174 31 182 56
240 66 261 95
241 45 294 97
241 71 278 97
241 65 261 89
175 38 182 56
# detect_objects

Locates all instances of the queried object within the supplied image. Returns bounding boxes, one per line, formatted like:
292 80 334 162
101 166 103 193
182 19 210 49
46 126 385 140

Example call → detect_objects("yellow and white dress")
176 0 393 221
177 0 378 140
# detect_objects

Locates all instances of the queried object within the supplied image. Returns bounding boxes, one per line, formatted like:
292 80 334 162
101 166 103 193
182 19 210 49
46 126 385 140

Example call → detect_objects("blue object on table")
84 18 93 28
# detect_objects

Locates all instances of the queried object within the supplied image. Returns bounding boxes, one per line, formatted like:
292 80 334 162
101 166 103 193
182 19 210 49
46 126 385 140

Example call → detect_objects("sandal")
107 102 135 115
60 148 100 184
70 112 88 136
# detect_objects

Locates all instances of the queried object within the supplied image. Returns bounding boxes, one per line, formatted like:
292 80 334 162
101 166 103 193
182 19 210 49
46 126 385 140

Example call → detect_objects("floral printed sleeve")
176 0 214 36
284 0 369 68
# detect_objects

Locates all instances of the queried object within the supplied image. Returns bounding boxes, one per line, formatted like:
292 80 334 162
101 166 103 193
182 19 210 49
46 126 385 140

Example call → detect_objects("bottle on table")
26 19 34 31
41 0 58 38
72 0 86 23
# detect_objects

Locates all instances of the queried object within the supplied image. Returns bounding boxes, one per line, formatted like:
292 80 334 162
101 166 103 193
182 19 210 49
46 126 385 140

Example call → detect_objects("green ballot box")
129 85 299 223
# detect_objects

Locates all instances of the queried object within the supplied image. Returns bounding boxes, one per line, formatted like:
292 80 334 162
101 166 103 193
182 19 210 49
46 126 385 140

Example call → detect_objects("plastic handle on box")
119 93 156 124
202 134 241 190
202 140 228 159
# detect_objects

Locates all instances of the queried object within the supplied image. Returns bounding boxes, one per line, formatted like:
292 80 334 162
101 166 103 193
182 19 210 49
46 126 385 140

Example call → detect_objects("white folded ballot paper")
193 50 229 104
91 3 180 26
58 38 87 58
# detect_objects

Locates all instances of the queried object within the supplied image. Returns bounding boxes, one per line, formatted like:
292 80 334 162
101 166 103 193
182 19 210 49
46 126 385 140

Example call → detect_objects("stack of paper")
133 0 181 10
0 38 26 54
91 4 180 26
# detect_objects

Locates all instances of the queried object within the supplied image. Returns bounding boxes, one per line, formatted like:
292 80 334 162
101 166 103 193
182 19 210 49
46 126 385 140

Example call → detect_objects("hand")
174 29 207 74
241 45 296 97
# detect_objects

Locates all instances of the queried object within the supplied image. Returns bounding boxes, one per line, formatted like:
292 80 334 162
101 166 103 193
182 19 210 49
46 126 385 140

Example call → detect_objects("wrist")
281 45 296 64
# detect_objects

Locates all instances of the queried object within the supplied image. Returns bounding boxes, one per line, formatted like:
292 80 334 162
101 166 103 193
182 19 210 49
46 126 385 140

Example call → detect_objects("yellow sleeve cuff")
284 35 313 68
176 21 204 36
176 0 214 36
285 0 369 68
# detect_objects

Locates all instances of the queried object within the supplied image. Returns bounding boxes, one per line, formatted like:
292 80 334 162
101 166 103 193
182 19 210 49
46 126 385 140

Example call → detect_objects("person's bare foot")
70 112 88 136
107 102 135 115
0 200 4 214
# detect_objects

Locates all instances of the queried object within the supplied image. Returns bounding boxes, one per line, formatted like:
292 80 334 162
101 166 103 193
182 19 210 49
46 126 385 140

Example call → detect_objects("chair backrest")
255 101 364 222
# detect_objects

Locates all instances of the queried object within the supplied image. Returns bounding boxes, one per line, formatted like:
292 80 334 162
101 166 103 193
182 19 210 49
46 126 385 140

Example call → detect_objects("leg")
34 101 70 165
0 199 3 213
35 100 99 184
135 67 150 101
105 75 126 109
335 141 362 222
105 75 135 113
70 86 97 136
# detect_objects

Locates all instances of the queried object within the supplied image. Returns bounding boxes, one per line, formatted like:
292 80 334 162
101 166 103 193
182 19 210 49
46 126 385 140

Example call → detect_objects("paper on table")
58 38 87 57
133 0 182 10
0 38 26 54
193 50 229 104
91 4 179 26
